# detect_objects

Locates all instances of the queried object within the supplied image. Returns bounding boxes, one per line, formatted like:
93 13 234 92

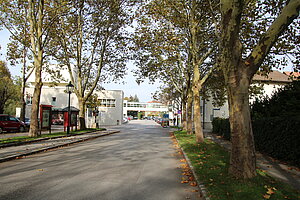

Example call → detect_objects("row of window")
99 99 116 107
26 96 116 108
124 103 167 109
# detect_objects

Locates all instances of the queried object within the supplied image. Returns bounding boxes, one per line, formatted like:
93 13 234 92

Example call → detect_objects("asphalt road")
0 120 202 200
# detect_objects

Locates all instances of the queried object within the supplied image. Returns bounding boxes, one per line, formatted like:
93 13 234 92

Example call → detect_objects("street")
0 120 201 200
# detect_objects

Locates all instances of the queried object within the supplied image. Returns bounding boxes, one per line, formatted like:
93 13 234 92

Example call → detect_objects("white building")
23 65 124 127
123 100 169 119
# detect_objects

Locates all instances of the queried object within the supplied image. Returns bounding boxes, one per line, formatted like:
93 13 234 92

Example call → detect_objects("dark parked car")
0 114 26 133
17 117 30 127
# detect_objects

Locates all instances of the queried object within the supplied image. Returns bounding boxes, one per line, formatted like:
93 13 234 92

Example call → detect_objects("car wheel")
0 127 3 134
19 126 25 132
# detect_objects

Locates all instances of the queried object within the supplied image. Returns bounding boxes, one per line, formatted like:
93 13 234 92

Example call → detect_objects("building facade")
123 100 169 119
22 65 124 127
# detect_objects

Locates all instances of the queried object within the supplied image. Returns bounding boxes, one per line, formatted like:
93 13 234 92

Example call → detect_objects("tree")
133 0 192 132
0 0 66 137
134 0 218 142
6 12 34 122
218 0 300 178
0 61 19 114
51 0 133 130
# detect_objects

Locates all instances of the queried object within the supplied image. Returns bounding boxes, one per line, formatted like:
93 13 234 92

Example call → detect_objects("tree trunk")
182 99 187 131
20 87 26 122
186 88 193 135
227 75 256 178
28 0 44 137
20 45 28 122
29 80 42 137
193 84 204 143
20 67 26 122
78 97 86 130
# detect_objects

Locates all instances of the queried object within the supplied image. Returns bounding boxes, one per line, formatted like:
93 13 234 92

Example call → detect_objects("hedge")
212 117 300 167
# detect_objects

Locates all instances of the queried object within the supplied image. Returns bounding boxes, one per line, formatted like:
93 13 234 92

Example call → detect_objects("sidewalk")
0 130 119 163
204 130 300 191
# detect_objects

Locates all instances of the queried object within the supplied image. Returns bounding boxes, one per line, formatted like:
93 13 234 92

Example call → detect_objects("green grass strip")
174 130 300 200
0 128 106 145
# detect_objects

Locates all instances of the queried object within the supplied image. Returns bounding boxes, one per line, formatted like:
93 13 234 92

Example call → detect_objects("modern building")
123 100 169 119
21 65 124 127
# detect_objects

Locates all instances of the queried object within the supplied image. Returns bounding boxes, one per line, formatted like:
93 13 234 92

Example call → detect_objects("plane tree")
217 0 300 178
133 0 219 142
0 0 68 137
50 0 134 129
133 3 191 131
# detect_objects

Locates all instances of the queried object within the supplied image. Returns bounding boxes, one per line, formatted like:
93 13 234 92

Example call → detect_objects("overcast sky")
0 30 160 102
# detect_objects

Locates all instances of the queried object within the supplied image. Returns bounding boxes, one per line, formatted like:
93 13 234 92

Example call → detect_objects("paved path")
0 120 202 200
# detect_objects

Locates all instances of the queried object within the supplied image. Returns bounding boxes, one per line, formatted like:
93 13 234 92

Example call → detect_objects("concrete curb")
0 130 102 148
0 130 119 163
171 132 210 200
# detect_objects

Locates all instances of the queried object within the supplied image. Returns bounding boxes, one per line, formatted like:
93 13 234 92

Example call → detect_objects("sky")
0 30 161 102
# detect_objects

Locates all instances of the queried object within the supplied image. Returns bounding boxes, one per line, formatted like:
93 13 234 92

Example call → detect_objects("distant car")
0 114 26 133
122 117 128 123
52 119 63 125
17 117 30 127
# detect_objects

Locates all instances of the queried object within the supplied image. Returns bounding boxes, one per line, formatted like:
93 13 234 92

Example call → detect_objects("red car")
0 114 26 133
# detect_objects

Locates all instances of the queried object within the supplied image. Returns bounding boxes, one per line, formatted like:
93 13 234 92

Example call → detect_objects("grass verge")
0 128 106 145
174 130 300 200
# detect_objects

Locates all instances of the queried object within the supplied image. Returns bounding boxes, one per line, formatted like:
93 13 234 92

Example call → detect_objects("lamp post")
66 81 74 136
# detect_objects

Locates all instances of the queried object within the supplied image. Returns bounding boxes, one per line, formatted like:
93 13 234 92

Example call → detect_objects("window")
26 95 33 105
52 97 57 106
99 99 116 107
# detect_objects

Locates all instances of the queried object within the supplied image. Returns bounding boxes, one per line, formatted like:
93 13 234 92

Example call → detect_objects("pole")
67 91 71 136
202 98 205 129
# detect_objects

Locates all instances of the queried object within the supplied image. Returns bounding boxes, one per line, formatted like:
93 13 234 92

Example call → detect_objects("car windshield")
9 117 18 121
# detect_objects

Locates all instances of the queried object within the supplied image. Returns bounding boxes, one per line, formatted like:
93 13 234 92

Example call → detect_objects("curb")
171 132 210 200
0 130 102 148
0 130 119 163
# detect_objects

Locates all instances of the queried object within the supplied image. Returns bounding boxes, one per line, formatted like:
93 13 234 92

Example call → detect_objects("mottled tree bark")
78 97 86 130
227 73 256 178
192 65 204 143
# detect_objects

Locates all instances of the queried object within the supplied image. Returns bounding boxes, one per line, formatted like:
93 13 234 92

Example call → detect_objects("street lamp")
66 81 74 136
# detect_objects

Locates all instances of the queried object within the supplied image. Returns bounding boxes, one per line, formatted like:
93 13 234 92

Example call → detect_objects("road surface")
0 120 202 200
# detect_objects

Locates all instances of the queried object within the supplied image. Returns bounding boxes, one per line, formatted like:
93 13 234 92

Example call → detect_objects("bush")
212 117 230 140
252 117 300 167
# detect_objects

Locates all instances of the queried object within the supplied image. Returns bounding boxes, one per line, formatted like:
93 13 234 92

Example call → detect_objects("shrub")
252 117 300 167
212 117 230 140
